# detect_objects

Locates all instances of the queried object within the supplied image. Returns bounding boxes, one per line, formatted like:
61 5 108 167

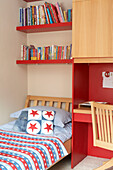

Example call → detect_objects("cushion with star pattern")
26 109 55 135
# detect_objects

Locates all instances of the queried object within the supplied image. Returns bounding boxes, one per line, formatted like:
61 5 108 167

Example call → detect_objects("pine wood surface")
72 0 113 60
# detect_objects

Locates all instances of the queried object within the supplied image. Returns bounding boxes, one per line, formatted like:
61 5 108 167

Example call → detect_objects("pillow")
12 111 28 132
26 109 55 135
10 106 71 128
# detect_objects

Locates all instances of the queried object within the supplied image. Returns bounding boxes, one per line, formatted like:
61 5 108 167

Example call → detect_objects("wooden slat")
110 109 113 143
41 100 45 106
103 109 107 142
100 108 104 141
106 109 111 143
65 102 69 112
33 100 38 106
97 108 101 141
24 96 30 108
49 101 53 107
57 102 61 109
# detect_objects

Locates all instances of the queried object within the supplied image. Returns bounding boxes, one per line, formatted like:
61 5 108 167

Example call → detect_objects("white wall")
27 0 72 98
0 0 27 124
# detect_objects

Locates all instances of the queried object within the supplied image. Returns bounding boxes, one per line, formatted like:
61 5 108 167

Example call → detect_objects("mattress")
0 121 72 143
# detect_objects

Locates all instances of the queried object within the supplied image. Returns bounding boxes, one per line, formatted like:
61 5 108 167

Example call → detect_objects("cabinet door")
72 0 113 58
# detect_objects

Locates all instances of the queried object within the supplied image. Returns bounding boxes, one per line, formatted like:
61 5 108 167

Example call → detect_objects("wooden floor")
49 155 109 170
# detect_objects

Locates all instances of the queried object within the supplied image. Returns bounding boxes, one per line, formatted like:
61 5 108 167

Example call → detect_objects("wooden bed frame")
24 95 72 168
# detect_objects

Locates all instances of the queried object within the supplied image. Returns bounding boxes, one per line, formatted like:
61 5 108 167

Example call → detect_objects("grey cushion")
13 111 28 132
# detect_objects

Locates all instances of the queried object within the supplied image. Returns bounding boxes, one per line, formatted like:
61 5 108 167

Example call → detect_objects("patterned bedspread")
0 129 68 170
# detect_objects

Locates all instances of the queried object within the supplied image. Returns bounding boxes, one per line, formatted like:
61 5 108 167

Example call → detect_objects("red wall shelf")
16 59 73 64
16 22 72 33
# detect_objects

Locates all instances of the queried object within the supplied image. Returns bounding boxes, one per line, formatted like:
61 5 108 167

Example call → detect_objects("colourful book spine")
34 6 37 25
55 2 63 23
49 4 56 23
68 9 71 22
56 46 58 59
44 3 50 24
32 6 35 25
30 6 33 25
23 8 25 26
36 6 39 25
70 44 72 59
19 8 23 26
41 5 46 24
22 8 24 26
51 4 59 23
27 8 30 26
46 7 53 24
63 11 67 22
59 6 64 22
61 46 64 59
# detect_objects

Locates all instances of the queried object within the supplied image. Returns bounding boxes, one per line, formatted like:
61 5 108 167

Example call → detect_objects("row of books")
21 44 72 60
19 2 72 26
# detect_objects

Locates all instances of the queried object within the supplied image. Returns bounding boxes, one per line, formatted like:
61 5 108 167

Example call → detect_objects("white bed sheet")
0 121 72 143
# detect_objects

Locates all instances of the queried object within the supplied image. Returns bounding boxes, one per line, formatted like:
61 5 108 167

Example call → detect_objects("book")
19 8 23 26
44 3 50 24
51 4 59 23
55 2 64 23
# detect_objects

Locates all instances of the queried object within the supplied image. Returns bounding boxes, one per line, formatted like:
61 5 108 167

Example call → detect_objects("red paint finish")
72 122 88 168
16 22 72 33
72 63 89 168
16 59 73 64
89 63 113 104
74 113 92 123
88 123 113 159
73 63 89 108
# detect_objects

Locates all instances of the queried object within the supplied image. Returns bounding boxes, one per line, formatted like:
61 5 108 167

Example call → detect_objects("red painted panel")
71 122 88 168
16 59 73 64
88 123 113 159
16 22 72 33
89 63 113 104
74 63 89 108
74 113 92 123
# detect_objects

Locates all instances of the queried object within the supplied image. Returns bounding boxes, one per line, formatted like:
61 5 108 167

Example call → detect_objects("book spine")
59 6 64 22
36 6 39 25
49 4 56 23
30 6 33 25
41 5 46 24
46 7 53 24
34 6 37 25
55 2 63 22
23 8 25 26
44 3 50 24
63 11 67 22
25 8 27 26
51 4 59 23
32 6 35 25
19 8 23 26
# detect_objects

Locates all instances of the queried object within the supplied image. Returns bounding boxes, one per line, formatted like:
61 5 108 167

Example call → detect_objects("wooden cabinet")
72 0 113 63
